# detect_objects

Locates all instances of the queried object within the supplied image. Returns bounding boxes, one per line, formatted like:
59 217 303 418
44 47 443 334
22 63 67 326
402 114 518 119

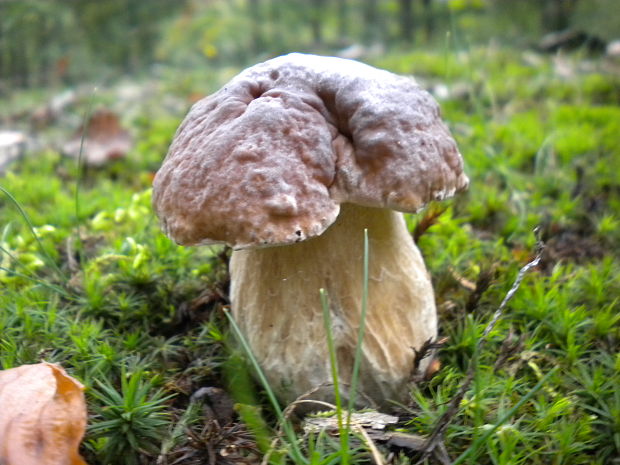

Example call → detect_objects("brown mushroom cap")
153 53 468 249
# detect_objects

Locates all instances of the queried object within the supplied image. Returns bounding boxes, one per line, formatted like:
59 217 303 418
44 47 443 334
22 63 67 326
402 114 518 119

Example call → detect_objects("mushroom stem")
230 203 437 407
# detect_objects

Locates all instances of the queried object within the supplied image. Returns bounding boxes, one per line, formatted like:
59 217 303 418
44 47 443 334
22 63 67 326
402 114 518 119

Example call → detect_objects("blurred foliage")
0 0 185 88
2 0 619 91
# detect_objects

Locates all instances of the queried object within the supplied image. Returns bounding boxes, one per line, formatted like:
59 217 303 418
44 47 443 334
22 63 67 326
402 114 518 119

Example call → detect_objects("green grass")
1 45 619 464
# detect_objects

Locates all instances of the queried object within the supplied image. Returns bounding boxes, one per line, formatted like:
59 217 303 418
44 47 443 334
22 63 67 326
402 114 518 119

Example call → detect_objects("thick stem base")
230 204 437 408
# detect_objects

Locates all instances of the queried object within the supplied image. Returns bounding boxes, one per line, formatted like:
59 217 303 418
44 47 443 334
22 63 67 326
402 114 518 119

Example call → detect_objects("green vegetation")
89 368 173 465
1 5 619 463
3 0 619 90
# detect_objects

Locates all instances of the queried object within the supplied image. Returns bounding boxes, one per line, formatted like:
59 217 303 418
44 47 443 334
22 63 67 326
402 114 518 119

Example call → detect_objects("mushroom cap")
153 53 468 249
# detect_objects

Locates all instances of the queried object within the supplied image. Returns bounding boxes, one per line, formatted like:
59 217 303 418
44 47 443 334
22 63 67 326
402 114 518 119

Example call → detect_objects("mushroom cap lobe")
153 53 468 249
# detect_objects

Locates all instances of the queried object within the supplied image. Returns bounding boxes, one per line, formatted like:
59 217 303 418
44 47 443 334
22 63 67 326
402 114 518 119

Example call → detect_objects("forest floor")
1 45 619 465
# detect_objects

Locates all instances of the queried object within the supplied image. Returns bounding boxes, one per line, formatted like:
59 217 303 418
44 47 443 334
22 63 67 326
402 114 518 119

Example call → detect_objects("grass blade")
0 265 72 297
0 185 65 279
347 228 370 414
320 289 344 422
320 288 350 465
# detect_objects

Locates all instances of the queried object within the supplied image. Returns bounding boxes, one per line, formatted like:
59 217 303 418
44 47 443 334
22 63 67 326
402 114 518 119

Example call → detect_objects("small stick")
355 424 386 465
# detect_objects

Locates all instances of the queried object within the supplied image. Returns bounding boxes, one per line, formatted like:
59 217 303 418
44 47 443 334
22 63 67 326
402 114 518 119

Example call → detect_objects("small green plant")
89 368 173 465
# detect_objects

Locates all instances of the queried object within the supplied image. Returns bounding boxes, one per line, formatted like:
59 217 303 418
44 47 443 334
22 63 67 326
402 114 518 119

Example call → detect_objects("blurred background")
1 0 618 91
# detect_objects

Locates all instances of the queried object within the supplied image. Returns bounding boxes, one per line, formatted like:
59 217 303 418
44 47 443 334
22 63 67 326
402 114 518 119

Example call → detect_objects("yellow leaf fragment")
0 362 88 465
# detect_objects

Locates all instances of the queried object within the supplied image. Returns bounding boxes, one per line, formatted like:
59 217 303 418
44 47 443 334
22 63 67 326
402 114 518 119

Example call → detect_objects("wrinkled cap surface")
153 53 469 249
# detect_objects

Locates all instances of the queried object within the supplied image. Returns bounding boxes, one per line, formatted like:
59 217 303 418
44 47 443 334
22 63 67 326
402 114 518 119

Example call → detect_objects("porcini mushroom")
153 53 468 408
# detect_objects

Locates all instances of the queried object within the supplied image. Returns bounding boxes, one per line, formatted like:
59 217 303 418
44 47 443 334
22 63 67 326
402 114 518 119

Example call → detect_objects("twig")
413 204 448 243
355 424 386 465
416 228 544 463
412 337 448 371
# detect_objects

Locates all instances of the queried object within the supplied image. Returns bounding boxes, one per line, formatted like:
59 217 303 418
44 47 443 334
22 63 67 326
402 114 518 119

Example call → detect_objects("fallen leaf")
0 362 88 465
62 109 132 166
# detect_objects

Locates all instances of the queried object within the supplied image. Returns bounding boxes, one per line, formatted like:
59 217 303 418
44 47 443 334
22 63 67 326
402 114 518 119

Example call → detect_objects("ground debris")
62 109 132 167
540 225 606 270
192 387 236 427
539 29 606 54
303 410 399 435
302 410 450 464
165 422 260 465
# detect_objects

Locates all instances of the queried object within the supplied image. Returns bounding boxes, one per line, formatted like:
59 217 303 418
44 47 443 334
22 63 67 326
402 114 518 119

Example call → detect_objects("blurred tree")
0 0 77 88
69 0 183 73
268 0 283 52
310 0 326 45
337 0 350 42
362 0 380 43
5 0 616 94
247 0 264 55
422 0 434 40
399 0 415 43
0 0 187 89
396 0 437 45
542 0 579 31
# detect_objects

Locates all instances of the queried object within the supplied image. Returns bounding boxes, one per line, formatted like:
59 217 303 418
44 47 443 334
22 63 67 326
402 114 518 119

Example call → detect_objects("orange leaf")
0 362 89 465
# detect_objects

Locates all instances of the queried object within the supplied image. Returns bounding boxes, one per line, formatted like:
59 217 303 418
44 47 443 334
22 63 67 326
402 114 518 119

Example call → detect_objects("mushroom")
152 53 468 408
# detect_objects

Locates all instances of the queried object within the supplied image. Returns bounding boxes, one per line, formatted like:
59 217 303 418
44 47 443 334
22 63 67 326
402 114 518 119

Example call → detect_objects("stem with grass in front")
346 229 369 418
320 288 349 465
225 309 308 465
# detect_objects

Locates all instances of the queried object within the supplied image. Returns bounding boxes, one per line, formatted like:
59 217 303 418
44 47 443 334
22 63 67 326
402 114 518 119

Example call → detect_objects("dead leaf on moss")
0 362 89 465
62 109 132 166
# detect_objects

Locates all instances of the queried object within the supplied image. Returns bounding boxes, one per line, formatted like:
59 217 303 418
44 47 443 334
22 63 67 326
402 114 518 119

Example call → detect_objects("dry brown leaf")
0 362 88 465
62 109 132 166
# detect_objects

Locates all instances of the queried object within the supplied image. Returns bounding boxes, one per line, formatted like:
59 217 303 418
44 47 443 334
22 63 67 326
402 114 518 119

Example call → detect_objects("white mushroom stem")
230 203 437 407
